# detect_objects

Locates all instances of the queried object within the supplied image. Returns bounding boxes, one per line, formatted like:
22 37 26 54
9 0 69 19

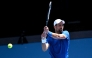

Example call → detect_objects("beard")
56 28 62 34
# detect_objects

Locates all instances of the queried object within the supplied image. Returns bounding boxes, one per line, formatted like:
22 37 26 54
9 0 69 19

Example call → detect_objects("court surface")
0 38 92 58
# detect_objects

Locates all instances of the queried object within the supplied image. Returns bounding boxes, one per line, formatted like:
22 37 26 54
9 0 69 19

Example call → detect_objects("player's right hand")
41 31 47 39
44 26 49 34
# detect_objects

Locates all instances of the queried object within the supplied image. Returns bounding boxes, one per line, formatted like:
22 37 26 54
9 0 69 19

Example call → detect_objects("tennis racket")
46 1 52 26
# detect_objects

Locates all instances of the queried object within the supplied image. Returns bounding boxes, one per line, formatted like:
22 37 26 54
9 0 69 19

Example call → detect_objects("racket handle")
46 21 48 26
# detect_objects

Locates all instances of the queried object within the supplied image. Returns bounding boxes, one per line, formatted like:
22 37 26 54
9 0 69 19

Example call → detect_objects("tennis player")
41 19 70 58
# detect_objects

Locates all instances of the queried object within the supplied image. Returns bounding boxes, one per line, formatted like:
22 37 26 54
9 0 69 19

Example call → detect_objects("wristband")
41 37 46 43
48 31 52 37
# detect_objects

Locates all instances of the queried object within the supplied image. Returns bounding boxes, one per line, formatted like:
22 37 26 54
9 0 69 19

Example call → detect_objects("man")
41 19 70 58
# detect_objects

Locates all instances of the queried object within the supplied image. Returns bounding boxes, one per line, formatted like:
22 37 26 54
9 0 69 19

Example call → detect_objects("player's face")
54 22 64 33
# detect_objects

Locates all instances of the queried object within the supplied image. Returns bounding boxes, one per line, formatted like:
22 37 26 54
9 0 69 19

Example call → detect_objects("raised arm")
41 32 50 52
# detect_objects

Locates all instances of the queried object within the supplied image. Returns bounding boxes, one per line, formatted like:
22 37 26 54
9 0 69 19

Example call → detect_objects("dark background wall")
0 0 92 43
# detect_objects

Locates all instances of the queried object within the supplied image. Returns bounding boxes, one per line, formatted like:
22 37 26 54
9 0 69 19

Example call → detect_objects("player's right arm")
41 31 50 52
42 43 49 52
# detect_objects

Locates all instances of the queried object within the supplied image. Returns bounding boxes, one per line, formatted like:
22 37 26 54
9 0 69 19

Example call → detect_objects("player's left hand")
44 26 49 34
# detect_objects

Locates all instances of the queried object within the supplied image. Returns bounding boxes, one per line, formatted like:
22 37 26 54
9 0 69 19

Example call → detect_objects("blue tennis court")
0 38 92 58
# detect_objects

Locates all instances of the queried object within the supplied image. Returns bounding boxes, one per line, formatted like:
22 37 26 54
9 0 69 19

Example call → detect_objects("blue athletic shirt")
46 30 70 58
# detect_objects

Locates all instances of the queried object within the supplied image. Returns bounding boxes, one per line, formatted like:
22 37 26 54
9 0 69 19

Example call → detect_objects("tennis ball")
8 43 13 49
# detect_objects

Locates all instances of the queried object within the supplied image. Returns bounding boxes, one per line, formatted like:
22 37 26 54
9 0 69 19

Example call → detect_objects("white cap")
54 19 65 26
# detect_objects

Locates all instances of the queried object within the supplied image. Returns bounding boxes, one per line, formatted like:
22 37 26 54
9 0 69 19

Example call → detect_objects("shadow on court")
0 38 92 58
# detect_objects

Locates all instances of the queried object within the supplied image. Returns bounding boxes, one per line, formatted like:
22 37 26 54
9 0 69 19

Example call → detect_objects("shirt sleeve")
62 31 70 39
